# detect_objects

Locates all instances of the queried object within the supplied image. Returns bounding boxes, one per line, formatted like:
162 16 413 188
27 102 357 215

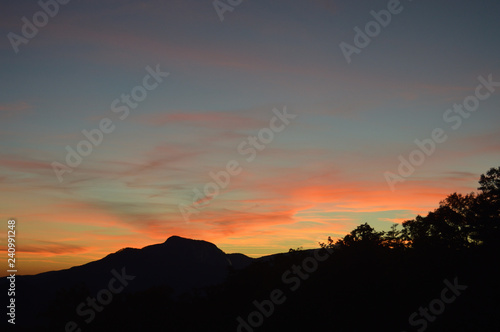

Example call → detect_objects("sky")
1 0 499 276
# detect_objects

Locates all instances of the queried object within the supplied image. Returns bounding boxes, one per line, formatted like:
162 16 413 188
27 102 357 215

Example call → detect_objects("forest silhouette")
7 167 500 331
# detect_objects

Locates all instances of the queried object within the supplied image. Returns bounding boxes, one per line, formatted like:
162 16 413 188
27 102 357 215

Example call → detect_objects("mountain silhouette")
1 236 254 328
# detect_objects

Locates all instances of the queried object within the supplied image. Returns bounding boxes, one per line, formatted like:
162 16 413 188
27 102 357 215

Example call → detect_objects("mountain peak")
163 235 215 248
164 235 188 243
138 236 221 257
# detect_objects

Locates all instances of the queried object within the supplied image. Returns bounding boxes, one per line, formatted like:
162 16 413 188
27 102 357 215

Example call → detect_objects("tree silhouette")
479 166 500 196
336 222 385 249
382 223 406 249
472 166 500 247
397 167 500 250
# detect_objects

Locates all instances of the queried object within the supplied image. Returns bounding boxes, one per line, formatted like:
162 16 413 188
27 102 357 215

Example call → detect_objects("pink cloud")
0 101 32 120
137 111 265 129
0 157 50 171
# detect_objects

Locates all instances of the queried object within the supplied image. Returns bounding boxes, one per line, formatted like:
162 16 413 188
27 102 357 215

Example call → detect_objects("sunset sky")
1 0 499 276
